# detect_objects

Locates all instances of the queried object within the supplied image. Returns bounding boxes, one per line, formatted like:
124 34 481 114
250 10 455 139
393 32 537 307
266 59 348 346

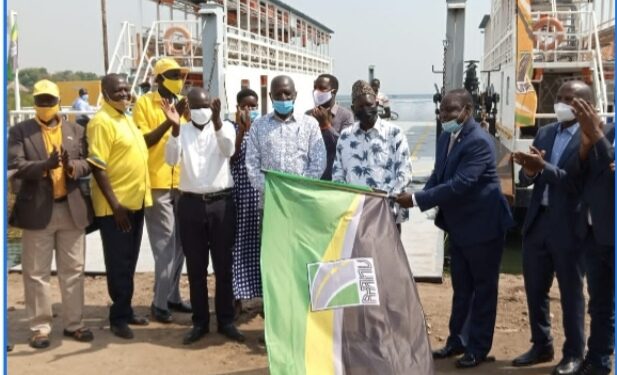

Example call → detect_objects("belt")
538 205 550 213
182 188 232 202
54 196 67 203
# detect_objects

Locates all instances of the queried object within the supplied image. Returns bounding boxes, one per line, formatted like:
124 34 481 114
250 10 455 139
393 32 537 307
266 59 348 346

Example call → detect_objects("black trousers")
98 209 144 325
583 228 614 371
448 236 504 357
522 211 585 358
178 193 236 328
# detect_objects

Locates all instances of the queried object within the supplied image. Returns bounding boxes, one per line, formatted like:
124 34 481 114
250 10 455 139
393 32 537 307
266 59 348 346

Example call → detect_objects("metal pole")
368 65 375 82
101 0 110 72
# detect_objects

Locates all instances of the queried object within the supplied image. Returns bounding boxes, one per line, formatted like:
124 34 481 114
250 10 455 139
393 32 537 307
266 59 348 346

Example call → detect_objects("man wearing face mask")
510 81 589 375
332 80 412 226
87 73 152 339
396 89 514 369
164 87 244 345
132 57 192 324
9 79 94 348
245 75 326 199
307 74 354 181
72 88 94 127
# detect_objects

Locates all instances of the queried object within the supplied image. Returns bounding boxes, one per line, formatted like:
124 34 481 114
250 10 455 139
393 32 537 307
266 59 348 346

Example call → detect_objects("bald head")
187 87 211 109
270 75 297 103
271 75 295 92
557 80 594 104
101 73 127 93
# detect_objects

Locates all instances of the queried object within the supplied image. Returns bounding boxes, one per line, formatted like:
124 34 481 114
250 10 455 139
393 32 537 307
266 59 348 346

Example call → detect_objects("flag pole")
11 11 20 111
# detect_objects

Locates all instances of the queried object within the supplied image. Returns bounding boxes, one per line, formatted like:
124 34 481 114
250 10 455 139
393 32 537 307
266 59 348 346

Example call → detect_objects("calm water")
337 94 436 122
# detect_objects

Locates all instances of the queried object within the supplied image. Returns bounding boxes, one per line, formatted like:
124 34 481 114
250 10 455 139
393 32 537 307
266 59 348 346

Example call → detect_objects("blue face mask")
272 100 294 115
442 120 463 134
249 110 260 122
82 94 89 101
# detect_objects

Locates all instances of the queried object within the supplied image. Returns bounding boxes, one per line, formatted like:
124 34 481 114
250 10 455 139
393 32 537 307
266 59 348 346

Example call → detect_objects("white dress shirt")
165 120 236 194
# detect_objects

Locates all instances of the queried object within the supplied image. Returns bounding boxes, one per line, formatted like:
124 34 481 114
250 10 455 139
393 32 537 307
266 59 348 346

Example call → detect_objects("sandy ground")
7 272 601 375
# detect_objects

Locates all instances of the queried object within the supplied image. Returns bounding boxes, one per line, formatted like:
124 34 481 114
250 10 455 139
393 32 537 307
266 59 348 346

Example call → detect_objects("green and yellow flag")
7 17 18 82
262 171 434 375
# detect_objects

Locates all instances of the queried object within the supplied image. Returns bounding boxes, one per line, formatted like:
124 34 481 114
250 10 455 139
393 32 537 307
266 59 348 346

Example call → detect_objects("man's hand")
161 98 181 137
175 97 188 119
513 146 546 176
45 146 61 170
396 192 414 208
211 98 222 131
312 106 332 128
111 203 132 232
572 98 604 144
61 147 74 175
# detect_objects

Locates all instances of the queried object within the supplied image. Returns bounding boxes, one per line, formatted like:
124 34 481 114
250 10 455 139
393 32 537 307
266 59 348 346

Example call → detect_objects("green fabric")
7 21 17 82
261 171 361 375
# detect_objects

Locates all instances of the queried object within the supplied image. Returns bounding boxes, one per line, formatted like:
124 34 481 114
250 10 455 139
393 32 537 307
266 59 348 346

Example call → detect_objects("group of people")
395 81 613 375
8 56 614 375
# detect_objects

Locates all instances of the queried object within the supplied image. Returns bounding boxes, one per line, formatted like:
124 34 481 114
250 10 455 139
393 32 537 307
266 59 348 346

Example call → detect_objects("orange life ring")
533 17 565 50
164 26 192 56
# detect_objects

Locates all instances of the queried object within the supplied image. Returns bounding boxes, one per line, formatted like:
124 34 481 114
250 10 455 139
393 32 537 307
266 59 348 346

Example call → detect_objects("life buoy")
533 17 565 50
164 26 192 56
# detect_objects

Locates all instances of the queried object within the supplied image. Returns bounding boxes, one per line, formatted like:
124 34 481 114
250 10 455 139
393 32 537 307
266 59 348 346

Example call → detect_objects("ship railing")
131 19 203 95
107 22 136 75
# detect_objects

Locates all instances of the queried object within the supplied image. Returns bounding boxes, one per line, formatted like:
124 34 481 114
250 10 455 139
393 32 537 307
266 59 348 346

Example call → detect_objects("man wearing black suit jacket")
511 81 591 375
566 98 615 375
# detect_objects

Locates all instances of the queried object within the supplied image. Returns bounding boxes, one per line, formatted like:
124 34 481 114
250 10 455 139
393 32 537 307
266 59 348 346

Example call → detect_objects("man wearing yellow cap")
9 79 94 348
132 57 191 323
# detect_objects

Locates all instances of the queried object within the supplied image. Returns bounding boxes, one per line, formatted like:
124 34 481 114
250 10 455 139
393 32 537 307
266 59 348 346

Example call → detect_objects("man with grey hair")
245 75 326 198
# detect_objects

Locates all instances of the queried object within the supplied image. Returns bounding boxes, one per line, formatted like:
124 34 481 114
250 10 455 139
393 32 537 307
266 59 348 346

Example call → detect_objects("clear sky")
8 0 491 95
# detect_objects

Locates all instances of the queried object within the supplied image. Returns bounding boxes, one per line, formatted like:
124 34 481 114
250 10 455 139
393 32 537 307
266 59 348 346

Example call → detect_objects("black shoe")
150 304 173 324
577 360 611 375
552 357 583 375
182 325 209 345
455 353 494 368
168 300 192 313
512 345 555 367
128 315 150 326
433 343 465 359
218 324 246 343
110 324 134 339
7 343 13 352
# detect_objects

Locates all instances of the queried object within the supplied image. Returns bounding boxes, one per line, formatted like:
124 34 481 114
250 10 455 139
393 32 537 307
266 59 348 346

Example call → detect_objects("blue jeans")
584 230 614 371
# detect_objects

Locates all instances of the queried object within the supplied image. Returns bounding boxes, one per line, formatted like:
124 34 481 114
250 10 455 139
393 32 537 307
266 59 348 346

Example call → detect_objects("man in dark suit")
511 81 590 375
566 98 614 375
8 80 94 349
397 89 514 368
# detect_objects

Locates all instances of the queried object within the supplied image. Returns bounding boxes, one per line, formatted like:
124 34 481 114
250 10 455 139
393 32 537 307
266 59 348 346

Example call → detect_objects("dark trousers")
178 193 235 328
522 211 585 358
448 236 504 357
583 228 614 370
98 209 144 325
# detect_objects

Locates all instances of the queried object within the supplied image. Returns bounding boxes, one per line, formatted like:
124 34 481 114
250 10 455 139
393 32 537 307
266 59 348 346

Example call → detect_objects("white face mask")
313 90 333 106
554 102 576 122
190 108 213 125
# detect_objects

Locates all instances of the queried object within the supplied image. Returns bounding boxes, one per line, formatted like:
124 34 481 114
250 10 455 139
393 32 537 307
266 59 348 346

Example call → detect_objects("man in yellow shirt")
87 73 152 339
9 80 94 348
133 58 191 323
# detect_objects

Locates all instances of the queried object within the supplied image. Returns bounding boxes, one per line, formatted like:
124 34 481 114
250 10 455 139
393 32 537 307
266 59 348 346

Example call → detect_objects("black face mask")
355 106 378 123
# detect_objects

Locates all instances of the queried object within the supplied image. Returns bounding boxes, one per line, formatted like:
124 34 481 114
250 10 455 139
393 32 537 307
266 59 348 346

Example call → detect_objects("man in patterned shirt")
332 80 412 228
245 75 326 200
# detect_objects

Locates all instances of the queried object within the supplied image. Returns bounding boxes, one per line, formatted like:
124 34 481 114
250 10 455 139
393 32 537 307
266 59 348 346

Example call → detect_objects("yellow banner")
515 0 537 127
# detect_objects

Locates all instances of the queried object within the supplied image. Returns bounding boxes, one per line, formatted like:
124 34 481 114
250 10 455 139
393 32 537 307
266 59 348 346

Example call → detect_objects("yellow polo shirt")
38 119 67 199
87 102 152 217
133 91 185 189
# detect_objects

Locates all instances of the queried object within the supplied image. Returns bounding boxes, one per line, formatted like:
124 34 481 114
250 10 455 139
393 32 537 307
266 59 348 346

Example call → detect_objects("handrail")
107 22 130 74
591 15 608 112
131 21 159 96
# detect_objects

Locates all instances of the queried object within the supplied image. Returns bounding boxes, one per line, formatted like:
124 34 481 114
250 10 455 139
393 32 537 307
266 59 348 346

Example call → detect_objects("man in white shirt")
163 87 244 345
